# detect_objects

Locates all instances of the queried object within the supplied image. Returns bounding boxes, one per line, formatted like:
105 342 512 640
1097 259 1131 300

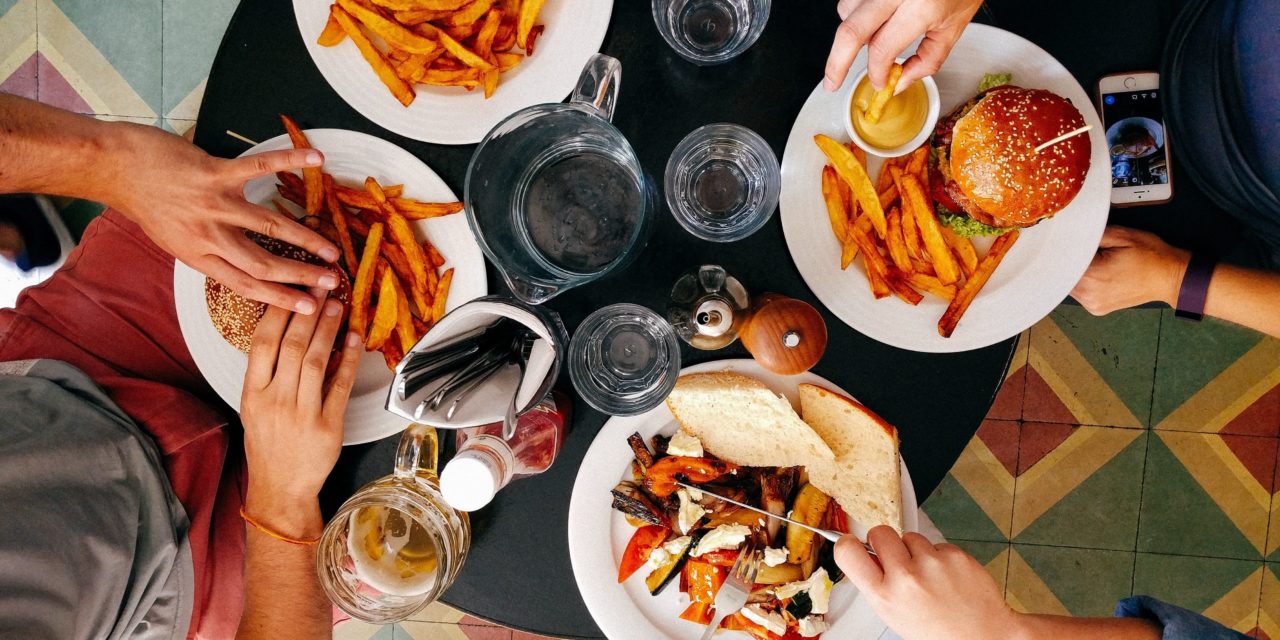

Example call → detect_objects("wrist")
1160 248 1192 307
244 487 323 540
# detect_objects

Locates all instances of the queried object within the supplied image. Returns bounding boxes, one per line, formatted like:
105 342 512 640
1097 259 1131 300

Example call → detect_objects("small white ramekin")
843 59 941 158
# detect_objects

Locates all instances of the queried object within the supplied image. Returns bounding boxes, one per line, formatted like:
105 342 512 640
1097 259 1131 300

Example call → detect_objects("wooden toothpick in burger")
1034 125 1093 153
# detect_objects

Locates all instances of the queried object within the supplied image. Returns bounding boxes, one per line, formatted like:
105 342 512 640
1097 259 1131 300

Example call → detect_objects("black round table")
193 1 1205 637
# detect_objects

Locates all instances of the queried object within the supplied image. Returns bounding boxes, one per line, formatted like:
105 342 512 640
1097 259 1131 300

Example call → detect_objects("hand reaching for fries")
1071 226 1190 316
823 0 983 92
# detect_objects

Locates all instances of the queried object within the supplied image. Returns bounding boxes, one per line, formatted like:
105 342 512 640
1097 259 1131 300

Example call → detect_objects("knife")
676 481 876 555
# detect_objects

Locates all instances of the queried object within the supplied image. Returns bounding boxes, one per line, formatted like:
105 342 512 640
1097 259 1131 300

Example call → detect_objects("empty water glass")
665 123 780 242
652 0 771 65
568 304 681 416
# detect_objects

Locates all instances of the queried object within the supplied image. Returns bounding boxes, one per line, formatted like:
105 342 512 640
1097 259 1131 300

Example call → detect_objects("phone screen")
1101 90 1169 188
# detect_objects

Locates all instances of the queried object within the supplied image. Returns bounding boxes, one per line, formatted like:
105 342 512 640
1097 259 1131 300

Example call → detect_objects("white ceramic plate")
293 0 613 145
779 24 1110 353
568 359 918 640
173 129 487 445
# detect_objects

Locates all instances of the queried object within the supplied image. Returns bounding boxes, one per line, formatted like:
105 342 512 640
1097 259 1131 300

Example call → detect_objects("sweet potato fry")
380 340 405 371
417 23 495 69
516 0 547 50
367 178 433 303
323 175 360 273
441 0 493 27
318 12 346 46
331 6 416 106
367 268 399 350
381 266 417 353
350 221 384 338
280 115 323 214
394 199 464 220
905 272 957 300
525 24 545 54
884 207 914 274
424 241 446 268
891 166 960 285
337 0 439 54
939 230 1019 337
814 134 886 238
940 225 979 279
372 0 471 10
431 268 454 324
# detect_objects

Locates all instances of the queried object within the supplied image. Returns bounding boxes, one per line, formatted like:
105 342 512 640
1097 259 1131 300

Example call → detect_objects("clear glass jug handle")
394 423 439 480
569 53 622 122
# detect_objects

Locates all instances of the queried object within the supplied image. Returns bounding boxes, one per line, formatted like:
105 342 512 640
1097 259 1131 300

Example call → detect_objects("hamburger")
929 78 1091 235
204 232 352 353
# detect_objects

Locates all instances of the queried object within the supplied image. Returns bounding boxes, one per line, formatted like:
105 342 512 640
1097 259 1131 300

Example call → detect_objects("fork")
699 543 760 640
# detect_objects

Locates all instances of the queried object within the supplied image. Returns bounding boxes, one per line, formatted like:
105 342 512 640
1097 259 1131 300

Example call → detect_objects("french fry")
940 225 979 279
371 0 471 10
911 257 936 275
476 8 502 56
496 52 523 71
891 166 960 285
877 184 899 211
884 267 925 305
383 266 417 353
842 209 870 270
380 339 405 371
848 218 894 301
318 12 346 46
905 272 957 301
814 134 886 238
350 222 384 338
516 0 547 50
337 0 440 54
901 199 924 260
904 146 928 177
366 178 432 297
280 115 323 215
821 166 856 259
939 230 1020 337
393 9 453 24
395 199 464 219
424 241 446 268
876 156 901 193
323 175 360 273
441 0 493 27
367 269 399 350
331 5 416 106
884 207 914 275
418 23 495 69
863 63 903 125
431 268 454 324
525 24 545 55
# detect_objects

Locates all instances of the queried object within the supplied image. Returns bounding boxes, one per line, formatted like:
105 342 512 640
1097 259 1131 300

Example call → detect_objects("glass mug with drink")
465 54 655 305
317 425 469 623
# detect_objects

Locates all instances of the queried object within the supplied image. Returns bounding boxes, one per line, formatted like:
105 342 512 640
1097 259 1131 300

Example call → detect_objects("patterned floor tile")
334 620 396 640
1012 424 1146 550
1138 431 1277 560
1153 312 1279 435
37 0 160 118
1006 544 1133 617
987 329 1030 421
162 0 238 118
1259 565 1280 640
1133 553 1263 635
922 418 1018 541
0 0 36 99
408 600 465 624
511 631 566 640
952 539 1012 594
399 620 512 640
1025 306 1160 428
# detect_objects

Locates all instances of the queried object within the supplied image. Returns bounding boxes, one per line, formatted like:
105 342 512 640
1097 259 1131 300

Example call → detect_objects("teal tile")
161 0 238 117
1010 544 1134 617
49 0 162 114
1133 553 1262 633
924 473 1010 542
0 0 19 16
1048 305 1161 427
1152 310 1268 427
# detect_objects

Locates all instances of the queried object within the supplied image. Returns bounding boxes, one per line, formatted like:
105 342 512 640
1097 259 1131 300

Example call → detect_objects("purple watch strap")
1175 253 1216 321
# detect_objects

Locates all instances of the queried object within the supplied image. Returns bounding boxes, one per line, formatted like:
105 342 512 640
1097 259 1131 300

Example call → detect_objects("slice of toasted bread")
799 383 903 531
665 372 835 468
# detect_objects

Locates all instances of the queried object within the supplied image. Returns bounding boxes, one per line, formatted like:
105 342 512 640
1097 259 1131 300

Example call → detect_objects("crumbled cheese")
691 524 750 557
646 536 692 571
666 430 704 457
773 567 834 614
676 489 707 535
684 486 703 501
762 547 789 567
740 605 787 636
797 615 830 637
773 580 806 600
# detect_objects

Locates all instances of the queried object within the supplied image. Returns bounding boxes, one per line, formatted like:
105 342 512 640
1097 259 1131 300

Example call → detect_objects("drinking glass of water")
665 123 780 242
568 304 681 416
652 0 771 65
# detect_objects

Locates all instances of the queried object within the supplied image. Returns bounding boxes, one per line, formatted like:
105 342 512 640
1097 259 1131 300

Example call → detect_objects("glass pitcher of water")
317 425 469 623
465 53 655 305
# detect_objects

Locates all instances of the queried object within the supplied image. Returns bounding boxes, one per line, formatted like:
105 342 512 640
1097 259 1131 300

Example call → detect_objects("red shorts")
0 210 245 639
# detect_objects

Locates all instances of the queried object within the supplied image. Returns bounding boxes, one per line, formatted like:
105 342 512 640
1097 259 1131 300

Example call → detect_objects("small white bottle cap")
440 453 500 512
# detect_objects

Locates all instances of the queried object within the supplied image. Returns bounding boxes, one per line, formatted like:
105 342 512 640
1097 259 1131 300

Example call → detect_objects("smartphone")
1097 72 1174 206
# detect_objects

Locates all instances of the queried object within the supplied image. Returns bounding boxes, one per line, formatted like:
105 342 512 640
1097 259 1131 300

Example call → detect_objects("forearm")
1017 613 1161 640
0 93 140 207
1201 263 1280 338
237 490 331 640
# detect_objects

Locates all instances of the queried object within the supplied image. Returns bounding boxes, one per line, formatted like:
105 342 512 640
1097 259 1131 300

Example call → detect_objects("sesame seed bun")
204 233 352 353
947 87 1090 228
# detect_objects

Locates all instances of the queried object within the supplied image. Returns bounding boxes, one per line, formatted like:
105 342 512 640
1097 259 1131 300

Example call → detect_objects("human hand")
835 526 1023 640
1071 226 1190 315
240 294 362 515
823 0 983 92
107 123 340 314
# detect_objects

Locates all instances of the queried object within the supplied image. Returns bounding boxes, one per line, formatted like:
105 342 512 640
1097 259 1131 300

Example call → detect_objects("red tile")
1017 422 1077 476
987 363 1026 421
977 418 1021 477
1222 384 1280 438
1022 367 1078 425
1220 434 1279 493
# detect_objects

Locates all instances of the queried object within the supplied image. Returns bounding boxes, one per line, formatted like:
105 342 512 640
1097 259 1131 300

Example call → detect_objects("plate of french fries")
174 124 487 445
779 25 1110 353
294 0 612 145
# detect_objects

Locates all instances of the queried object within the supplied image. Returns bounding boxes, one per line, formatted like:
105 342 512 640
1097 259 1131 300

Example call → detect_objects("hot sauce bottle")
439 391 571 512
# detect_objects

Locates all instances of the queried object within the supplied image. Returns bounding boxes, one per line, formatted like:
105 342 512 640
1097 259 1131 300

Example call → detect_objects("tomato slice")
617 525 667 583
642 456 738 497
823 500 852 535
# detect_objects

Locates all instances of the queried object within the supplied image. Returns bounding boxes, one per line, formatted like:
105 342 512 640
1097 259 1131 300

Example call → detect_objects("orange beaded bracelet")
239 506 320 546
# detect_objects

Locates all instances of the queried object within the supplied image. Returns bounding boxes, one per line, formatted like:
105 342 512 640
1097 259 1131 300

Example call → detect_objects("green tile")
1152 310 1268 427
161 0 238 117
1014 544 1134 617
923 472 1009 542
1133 553 1261 621
1050 305 1161 426
1013 430 1146 550
954 540 1011 594
50 0 163 114
1138 434 1262 560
